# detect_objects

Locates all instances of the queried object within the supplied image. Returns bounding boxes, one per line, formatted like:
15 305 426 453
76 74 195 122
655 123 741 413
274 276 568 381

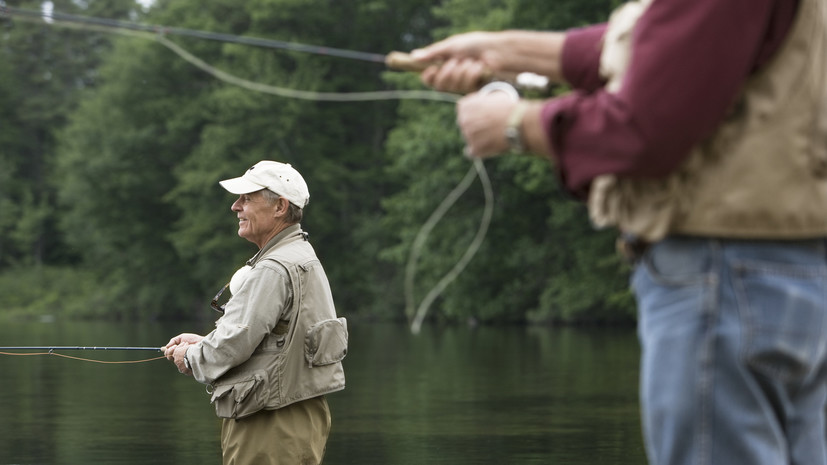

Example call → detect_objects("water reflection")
0 320 644 464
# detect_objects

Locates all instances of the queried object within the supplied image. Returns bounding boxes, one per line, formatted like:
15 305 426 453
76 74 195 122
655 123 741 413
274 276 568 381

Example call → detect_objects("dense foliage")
0 0 634 324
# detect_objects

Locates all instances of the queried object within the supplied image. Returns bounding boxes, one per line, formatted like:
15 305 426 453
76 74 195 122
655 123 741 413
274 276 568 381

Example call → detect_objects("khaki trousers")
221 396 331 465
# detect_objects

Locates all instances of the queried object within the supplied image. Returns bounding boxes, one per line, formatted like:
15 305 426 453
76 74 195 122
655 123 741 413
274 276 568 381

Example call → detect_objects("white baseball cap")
219 160 310 208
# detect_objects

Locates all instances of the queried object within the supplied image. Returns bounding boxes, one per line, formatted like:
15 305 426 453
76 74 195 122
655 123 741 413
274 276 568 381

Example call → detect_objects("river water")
0 319 645 464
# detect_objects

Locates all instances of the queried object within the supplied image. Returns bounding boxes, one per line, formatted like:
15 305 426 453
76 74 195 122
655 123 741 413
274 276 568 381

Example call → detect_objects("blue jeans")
633 237 827 465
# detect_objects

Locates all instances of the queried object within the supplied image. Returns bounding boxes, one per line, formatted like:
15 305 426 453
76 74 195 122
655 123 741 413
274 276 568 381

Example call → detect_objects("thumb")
410 48 429 61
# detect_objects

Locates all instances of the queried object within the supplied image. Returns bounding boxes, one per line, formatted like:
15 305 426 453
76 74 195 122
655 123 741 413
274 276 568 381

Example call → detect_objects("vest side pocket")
304 317 348 367
210 370 270 419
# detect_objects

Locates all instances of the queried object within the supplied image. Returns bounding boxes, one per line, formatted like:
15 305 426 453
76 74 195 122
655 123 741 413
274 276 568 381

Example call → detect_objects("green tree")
56 32 205 318
5 0 635 324
55 0 442 318
0 0 135 269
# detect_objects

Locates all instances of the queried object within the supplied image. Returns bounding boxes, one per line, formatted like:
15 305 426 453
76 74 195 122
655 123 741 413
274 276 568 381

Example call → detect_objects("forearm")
486 30 567 82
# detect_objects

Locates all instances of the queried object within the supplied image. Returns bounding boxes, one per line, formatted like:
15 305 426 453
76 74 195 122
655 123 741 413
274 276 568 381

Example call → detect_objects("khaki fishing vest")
588 0 827 241
209 231 347 419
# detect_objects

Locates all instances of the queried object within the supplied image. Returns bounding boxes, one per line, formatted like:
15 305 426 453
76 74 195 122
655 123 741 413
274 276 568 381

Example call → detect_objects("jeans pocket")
734 259 827 382
636 238 711 287
633 239 718 347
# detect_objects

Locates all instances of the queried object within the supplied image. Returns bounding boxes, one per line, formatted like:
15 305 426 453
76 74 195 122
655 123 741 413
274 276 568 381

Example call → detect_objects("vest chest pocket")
210 370 269 419
305 317 348 367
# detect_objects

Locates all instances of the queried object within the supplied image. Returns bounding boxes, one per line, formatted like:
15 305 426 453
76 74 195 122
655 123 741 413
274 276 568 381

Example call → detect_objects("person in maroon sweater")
413 0 798 196
412 1 827 464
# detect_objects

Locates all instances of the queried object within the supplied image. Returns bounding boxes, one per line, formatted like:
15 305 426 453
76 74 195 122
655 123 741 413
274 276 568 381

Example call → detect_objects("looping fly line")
3 6 501 334
2 7 459 102
407 158 493 334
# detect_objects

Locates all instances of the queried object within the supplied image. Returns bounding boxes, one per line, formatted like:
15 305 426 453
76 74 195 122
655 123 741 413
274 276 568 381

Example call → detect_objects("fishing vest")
588 0 827 241
209 229 347 420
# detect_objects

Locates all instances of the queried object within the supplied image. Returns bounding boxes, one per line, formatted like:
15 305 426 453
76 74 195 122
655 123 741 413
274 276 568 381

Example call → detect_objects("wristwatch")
505 101 529 154
183 351 191 370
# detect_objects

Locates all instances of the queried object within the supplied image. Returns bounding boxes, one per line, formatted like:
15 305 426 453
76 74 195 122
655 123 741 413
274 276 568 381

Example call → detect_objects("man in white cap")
163 160 348 465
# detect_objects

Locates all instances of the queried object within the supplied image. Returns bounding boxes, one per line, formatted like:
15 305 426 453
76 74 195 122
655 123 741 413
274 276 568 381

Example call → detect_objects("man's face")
231 190 279 248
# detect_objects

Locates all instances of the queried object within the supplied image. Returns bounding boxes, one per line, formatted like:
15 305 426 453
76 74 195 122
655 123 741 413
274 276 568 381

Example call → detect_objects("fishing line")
0 347 166 364
155 34 460 103
407 158 493 334
2 5 506 334
1 5 388 63
407 83 518 334
3 11 459 102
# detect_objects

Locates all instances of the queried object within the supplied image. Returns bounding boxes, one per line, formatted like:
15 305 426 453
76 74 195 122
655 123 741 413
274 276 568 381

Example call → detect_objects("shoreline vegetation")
1 264 636 326
1 0 629 326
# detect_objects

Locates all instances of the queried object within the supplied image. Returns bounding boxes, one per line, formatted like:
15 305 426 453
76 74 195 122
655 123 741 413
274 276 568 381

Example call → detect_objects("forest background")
0 0 634 326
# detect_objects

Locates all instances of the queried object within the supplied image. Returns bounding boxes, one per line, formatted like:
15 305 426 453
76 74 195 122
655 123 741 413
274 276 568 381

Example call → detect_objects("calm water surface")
0 320 645 464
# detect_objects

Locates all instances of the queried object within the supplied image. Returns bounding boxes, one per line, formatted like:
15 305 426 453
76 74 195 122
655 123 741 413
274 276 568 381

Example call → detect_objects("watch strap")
505 101 530 154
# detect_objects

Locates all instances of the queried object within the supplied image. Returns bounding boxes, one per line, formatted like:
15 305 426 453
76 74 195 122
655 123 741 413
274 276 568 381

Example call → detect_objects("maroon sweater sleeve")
542 0 799 197
560 23 608 93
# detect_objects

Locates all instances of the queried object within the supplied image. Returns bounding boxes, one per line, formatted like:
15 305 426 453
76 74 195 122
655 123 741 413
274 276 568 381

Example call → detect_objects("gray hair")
260 188 303 223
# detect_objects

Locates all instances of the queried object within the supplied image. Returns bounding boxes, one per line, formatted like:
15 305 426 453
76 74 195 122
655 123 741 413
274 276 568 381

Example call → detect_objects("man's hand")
411 30 566 94
171 343 192 375
162 333 203 376
162 332 203 353
412 32 501 94
456 92 517 159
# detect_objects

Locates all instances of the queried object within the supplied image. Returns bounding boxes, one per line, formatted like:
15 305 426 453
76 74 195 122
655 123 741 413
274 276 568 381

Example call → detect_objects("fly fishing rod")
0 346 162 351
0 346 167 364
2 5 550 92
1 5 387 64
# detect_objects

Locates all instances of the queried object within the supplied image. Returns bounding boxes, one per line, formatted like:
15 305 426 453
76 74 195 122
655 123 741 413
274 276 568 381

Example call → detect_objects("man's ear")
273 197 290 217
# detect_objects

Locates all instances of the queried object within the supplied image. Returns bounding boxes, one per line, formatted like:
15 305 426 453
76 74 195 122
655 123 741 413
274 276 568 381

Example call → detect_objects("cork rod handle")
385 51 432 72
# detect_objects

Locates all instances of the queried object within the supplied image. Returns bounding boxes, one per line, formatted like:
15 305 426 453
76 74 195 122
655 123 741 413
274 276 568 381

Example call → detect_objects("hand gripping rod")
385 51 550 91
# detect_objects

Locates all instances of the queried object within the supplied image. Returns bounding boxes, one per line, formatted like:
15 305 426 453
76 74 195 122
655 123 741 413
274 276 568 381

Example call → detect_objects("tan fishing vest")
209 231 347 419
588 0 827 241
